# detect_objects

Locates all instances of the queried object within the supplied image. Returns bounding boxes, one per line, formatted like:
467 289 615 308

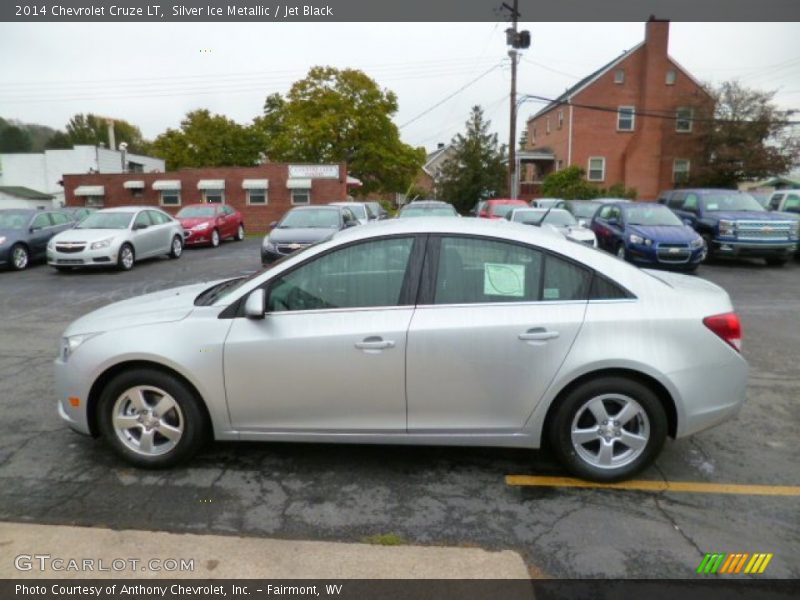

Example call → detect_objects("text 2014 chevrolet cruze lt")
55 218 747 482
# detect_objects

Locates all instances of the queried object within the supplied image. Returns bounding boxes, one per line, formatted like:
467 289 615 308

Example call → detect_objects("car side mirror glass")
29 226 41 232
244 289 266 319
134 223 148 230
269 221 278 229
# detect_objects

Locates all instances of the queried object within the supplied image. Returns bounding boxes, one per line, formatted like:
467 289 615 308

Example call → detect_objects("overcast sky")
1 22 798 153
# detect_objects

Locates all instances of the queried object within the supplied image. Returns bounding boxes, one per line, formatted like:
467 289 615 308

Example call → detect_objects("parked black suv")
658 189 799 266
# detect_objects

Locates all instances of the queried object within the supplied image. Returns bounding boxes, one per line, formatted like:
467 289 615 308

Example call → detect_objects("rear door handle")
355 336 396 351
518 327 560 342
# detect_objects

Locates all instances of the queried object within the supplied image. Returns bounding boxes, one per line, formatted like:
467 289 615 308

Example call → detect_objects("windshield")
701 192 765 212
345 205 367 219
279 209 340 229
400 206 456 218
0 211 31 230
511 210 544 224
624 205 683 226
177 206 216 218
568 202 600 219
77 212 134 229
541 210 578 227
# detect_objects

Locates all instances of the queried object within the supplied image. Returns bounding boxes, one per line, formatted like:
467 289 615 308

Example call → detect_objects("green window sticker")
484 263 525 297
706 203 719 210
543 288 560 300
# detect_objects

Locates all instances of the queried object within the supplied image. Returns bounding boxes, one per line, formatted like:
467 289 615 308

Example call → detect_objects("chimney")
645 16 669 56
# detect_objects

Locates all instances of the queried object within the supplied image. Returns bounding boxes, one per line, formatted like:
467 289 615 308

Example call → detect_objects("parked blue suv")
590 201 706 271
659 189 799 266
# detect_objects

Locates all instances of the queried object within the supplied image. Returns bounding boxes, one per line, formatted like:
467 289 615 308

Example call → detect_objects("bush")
541 166 638 200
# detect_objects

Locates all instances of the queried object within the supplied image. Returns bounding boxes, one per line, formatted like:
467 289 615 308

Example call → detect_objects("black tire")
615 242 627 262
701 234 714 262
548 376 668 482
9 243 29 271
97 368 209 469
235 224 245 241
117 243 135 271
169 235 183 259
765 256 788 267
210 229 220 248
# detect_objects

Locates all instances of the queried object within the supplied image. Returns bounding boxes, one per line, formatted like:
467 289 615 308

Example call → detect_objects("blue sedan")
590 202 706 271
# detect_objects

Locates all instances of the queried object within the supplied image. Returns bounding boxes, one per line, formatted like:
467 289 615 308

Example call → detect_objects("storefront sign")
288 164 340 179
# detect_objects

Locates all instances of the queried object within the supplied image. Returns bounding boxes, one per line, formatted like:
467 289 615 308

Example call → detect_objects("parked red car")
176 204 245 247
479 199 528 219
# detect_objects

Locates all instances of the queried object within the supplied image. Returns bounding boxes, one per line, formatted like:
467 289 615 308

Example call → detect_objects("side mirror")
29 226 42 233
269 221 278 229
244 289 266 319
133 222 148 230
607 218 619 226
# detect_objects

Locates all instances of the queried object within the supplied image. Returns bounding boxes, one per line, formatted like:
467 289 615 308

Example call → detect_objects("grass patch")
362 533 406 546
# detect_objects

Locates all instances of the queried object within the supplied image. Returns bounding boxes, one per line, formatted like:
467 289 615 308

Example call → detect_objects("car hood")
267 227 337 244
178 217 212 228
709 211 791 222
54 228 127 243
64 281 220 337
628 224 699 243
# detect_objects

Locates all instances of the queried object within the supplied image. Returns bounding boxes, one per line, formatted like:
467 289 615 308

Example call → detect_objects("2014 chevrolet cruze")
55 218 747 481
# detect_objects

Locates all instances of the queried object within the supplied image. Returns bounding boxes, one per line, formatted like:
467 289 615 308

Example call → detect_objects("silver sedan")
54 218 747 481
48 206 184 271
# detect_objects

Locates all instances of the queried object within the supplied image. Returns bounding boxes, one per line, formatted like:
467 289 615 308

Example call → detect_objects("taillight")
703 312 742 352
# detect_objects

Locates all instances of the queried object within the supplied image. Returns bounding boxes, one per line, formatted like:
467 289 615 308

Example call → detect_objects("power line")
398 62 505 129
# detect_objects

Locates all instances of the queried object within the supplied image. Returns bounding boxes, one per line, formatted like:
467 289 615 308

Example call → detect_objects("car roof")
96 206 153 213
487 198 527 204
403 201 451 208
329 201 366 207
290 205 341 211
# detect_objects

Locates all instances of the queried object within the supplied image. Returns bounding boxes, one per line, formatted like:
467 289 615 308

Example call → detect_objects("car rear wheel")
548 377 667 482
97 368 208 468
117 243 135 271
169 235 183 259
10 244 29 271
210 229 220 248
236 224 245 241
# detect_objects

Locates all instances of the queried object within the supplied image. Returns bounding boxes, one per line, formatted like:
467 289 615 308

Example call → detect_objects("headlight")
90 237 113 250
0 236 6 246
193 222 211 231
59 332 102 362
262 236 275 250
690 237 704 249
719 219 736 237
629 234 652 246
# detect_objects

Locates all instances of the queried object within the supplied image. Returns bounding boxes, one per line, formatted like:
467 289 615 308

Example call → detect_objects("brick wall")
525 20 713 200
63 163 348 234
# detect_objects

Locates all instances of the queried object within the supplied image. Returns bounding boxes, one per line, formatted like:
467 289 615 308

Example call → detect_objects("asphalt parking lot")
0 239 798 578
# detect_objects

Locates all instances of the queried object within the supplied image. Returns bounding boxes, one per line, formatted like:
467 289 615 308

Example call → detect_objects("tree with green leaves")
0 125 33 152
43 114 148 153
692 81 800 187
540 166 637 200
437 106 507 213
252 66 425 195
150 109 264 170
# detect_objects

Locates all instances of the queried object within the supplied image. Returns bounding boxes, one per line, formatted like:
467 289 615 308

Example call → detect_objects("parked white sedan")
48 207 184 271
508 208 598 247
55 218 747 481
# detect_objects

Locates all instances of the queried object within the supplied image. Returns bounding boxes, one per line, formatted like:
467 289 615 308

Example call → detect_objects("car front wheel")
10 244 30 271
236 224 245 241
615 243 627 261
97 368 208 468
169 235 183 259
210 229 220 248
117 243 134 271
548 377 667 482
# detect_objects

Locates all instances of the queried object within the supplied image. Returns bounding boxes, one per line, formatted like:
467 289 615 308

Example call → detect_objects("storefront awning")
73 185 105 196
152 180 181 191
123 180 145 189
198 179 225 190
242 179 269 190
346 176 362 187
286 178 312 190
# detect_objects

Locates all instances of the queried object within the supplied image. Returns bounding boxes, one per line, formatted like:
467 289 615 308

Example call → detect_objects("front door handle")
355 336 396 351
518 327 560 342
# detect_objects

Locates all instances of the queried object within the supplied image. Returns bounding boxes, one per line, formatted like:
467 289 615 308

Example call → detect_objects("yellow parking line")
505 475 800 496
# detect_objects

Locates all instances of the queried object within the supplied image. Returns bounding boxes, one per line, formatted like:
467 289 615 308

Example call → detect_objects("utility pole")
502 1 529 199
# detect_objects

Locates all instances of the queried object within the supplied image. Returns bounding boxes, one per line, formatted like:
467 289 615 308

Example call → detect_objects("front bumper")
54 356 93 436
184 228 213 245
48 245 119 267
0 245 11 266
627 243 706 269
709 238 797 258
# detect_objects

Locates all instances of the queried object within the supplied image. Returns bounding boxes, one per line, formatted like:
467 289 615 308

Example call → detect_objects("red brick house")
63 163 349 233
523 18 713 201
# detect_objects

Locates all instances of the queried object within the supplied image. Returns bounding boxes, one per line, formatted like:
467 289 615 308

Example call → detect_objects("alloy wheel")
211 230 220 247
570 393 650 470
12 246 29 270
112 385 184 457
172 236 183 257
120 245 134 270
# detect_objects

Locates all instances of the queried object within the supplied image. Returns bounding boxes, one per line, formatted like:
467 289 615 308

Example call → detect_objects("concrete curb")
0 522 530 579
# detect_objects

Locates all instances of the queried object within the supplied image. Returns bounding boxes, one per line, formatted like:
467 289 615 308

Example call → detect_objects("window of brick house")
291 189 311 205
676 107 694 133
160 191 181 207
617 106 635 131
588 157 605 182
673 159 690 183
666 70 677 85
203 189 225 204
614 69 625 84
546 118 551 134
558 110 564 129
247 189 268 205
